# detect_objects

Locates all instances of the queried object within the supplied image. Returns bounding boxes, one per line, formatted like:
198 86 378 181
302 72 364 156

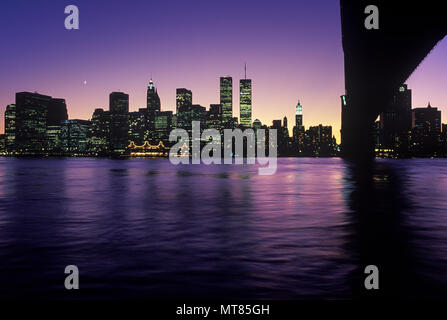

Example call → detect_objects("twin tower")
220 71 252 128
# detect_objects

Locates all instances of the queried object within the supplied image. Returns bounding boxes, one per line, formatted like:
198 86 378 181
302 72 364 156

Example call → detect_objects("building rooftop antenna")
244 63 247 80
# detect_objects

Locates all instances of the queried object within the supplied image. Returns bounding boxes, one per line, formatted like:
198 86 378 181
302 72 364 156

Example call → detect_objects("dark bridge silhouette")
340 0 447 159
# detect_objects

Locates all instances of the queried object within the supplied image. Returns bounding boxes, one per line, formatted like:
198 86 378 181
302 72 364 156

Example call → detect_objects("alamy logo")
364 265 379 290
364 5 379 30
64 265 79 289
169 121 278 175
64 5 79 30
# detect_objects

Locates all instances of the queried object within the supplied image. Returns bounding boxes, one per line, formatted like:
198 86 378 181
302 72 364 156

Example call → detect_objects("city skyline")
1 0 447 142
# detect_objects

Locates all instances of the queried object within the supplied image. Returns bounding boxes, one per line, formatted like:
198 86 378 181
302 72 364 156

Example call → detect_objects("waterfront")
0 157 446 299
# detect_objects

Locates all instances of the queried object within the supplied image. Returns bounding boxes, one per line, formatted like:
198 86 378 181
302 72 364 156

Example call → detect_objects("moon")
83 80 87 85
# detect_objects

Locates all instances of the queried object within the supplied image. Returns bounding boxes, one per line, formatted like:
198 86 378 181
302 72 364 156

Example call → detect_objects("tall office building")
47 98 68 126
15 92 52 154
110 92 129 114
307 125 335 156
176 88 192 114
206 104 222 130
176 88 193 131
295 100 303 128
147 79 161 112
240 78 252 128
109 92 129 153
191 104 206 128
410 103 442 156
129 109 146 145
380 84 412 150
293 100 305 154
0 134 5 153
220 77 232 127
154 111 173 144
46 98 68 153
412 103 442 133
13 92 69 154
4 104 16 152
61 119 91 154
89 108 110 155
145 79 161 142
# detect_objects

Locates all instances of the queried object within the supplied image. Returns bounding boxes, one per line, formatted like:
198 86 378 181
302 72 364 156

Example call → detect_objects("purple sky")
1 0 446 142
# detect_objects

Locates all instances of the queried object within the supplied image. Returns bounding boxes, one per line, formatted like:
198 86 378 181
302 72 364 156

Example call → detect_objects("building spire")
244 63 247 79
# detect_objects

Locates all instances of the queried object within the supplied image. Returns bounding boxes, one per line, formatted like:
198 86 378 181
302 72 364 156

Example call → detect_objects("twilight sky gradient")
1 0 446 142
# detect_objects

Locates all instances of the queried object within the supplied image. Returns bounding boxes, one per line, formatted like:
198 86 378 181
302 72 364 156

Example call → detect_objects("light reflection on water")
0 157 446 299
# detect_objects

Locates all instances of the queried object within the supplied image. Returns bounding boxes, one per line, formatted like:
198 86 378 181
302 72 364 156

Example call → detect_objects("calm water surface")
0 157 446 299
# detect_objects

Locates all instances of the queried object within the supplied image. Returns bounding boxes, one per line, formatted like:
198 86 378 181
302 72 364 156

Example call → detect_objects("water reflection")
344 159 447 298
0 158 446 299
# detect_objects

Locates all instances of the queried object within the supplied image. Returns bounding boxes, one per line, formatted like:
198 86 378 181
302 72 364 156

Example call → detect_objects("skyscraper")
147 79 161 112
4 104 16 152
206 104 222 130
240 76 252 128
176 88 193 131
191 104 206 128
293 100 305 155
412 103 441 133
109 92 129 153
146 79 161 142
89 108 110 155
154 111 173 144
379 84 412 150
15 92 51 154
13 92 70 154
220 77 232 127
307 125 334 156
410 103 442 156
129 109 146 145
61 119 91 154
295 100 303 128
46 98 68 154
176 88 192 114
47 98 68 126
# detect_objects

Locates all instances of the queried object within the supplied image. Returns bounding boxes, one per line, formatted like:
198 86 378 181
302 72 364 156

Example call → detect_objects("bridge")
340 0 447 159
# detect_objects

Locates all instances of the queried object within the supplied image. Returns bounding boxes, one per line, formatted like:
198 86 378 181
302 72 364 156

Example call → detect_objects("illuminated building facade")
176 88 193 131
220 77 232 127
295 100 303 128
15 92 51 154
412 103 442 133
61 119 91 154
4 104 16 153
129 109 146 145
146 79 161 142
239 79 252 127
154 111 173 144
109 92 129 153
206 104 222 130
89 108 110 155
379 84 412 153
147 79 161 112
409 103 442 156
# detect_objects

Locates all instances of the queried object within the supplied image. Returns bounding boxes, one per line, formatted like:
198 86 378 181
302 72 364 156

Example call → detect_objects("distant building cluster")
0 76 338 157
362 84 447 158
